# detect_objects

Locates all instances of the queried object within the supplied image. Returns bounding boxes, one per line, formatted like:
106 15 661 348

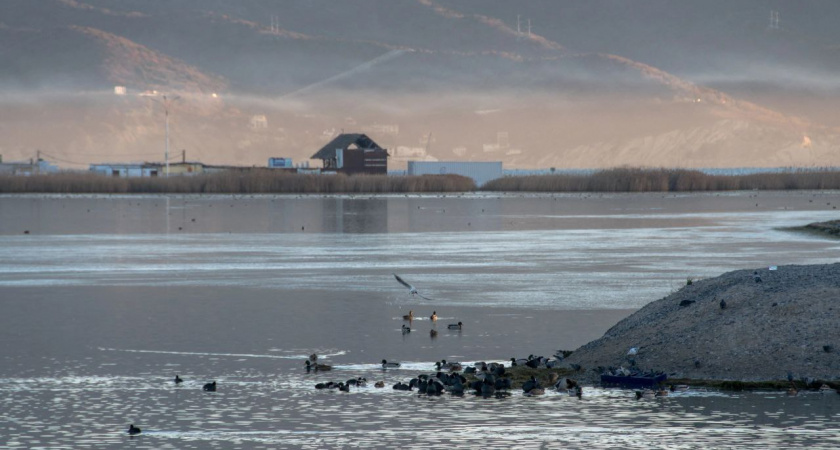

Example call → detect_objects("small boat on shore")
601 372 667 388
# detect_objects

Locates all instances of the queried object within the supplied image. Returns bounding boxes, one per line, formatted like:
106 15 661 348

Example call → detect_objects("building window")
112 170 120 177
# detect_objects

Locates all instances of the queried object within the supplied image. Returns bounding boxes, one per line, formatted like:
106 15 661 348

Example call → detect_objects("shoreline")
784 220 840 239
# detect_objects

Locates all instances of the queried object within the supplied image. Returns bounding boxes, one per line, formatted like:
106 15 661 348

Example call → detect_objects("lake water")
1 192 839 449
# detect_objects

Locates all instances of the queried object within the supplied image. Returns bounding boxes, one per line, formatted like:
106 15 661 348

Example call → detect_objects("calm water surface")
1 192 839 448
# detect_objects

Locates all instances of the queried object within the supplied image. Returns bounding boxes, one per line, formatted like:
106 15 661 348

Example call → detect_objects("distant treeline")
482 168 840 192
5 168 840 194
0 171 476 194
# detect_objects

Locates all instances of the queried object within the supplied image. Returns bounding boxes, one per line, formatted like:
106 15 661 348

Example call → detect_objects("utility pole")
165 97 170 177
182 149 186 164
769 10 780 30
149 94 181 177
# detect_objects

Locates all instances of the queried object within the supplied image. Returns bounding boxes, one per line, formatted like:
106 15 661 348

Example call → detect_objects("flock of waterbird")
393 273 463 337
308 353 584 400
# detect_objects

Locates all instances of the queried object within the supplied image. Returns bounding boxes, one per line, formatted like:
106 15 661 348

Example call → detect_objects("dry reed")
482 168 840 192
0 171 476 194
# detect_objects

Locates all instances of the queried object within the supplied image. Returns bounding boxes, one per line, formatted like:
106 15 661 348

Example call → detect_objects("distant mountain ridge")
0 0 838 169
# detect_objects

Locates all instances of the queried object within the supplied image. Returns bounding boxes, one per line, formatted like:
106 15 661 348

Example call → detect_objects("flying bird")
393 273 432 300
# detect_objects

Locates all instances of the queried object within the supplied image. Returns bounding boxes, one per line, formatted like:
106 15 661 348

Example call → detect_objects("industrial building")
311 133 388 175
0 157 59 175
90 162 205 177
407 161 503 187
90 163 163 177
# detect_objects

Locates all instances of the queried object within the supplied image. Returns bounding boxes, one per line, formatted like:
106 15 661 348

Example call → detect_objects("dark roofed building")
311 133 388 175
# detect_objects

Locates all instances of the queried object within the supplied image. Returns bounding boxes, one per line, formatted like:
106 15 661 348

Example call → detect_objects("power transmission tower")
769 10 780 30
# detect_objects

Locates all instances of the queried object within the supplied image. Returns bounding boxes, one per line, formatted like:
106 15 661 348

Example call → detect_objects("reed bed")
482 168 840 192
0 171 476 194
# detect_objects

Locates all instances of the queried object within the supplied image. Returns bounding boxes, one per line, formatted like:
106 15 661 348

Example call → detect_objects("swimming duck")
494 377 512 391
403 310 414 321
522 376 541 393
127 424 141 435
401 324 411 334
670 384 689 392
174 375 183 384
338 382 350 392
202 381 217 392
525 358 540 369
573 386 583 399
305 359 332 371
819 384 835 394
655 389 669 397
430 329 438 337
493 364 506 377
435 360 463 372
787 386 798 396
510 357 529 367
347 377 367 387
447 322 463 330
635 389 655 399
430 311 438 322
381 359 401 369
480 383 496 397
374 381 385 388
554 378 577 391
526 388 545 396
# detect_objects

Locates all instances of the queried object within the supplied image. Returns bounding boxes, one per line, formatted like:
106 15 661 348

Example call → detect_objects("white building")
407 161 503 187
90 163 161 177
249 115 268 129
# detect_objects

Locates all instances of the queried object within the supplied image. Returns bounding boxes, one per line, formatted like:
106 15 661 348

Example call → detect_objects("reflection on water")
2 366 839 449
2 193 840 448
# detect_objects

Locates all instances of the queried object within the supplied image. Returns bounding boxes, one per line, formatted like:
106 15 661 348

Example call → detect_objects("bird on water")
127 424 141 435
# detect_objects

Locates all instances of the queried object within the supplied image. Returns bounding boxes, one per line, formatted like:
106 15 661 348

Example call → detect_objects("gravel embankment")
803 220 840 238
565 263 840 382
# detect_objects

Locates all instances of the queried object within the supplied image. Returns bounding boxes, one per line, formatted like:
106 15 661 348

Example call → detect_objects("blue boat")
601 373 667 388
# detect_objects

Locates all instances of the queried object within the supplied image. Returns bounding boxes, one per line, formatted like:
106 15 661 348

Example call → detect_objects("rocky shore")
798 220 840 238
564 263 840 383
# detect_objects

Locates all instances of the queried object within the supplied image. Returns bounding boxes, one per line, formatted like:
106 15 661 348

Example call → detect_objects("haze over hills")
1 0 839 169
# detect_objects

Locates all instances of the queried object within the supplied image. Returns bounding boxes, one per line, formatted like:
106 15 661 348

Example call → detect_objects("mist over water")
1 192 839 448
